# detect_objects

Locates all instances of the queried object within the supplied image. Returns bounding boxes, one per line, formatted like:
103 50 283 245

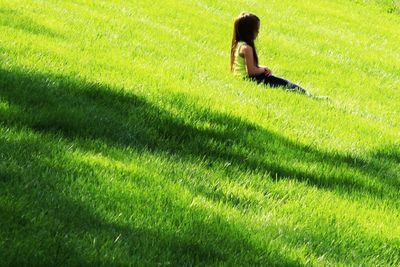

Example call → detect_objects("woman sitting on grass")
231 12 310 95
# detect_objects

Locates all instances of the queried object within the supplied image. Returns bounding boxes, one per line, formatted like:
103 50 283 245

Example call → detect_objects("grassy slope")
0 0 399 266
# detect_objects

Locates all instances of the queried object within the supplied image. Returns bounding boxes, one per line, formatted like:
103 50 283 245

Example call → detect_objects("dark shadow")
0 135 297 266
371 145 400 165
0 7 17 15
1 128 398 266
0 7 64 39
0 67 398 202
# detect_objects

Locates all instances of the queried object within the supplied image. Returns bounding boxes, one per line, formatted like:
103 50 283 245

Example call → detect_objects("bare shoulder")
239 43 252 56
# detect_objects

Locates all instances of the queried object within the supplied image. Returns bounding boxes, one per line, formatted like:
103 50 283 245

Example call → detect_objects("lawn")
0 0 399 266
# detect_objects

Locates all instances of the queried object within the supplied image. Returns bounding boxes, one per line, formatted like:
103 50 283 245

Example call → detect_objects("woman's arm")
259 65 272 76
240 45 271 76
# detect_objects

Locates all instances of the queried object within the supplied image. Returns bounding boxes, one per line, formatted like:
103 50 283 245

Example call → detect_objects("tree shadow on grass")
0 134 299 266
371 145 400 165
0 67 398 201
1 133 399 266
1 66 400 265
0 7 64 39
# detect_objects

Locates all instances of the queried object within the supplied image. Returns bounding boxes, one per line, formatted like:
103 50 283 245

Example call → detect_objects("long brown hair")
230 12 260 71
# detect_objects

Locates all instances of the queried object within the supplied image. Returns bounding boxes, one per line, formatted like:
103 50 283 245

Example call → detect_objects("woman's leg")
265 75 307 94
250 74 307 94
250 74 329 100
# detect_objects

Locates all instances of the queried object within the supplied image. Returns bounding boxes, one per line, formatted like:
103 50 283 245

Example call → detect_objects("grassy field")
1 0 399 266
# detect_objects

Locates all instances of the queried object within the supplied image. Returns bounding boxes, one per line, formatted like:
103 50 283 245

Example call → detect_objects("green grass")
1 0 399 266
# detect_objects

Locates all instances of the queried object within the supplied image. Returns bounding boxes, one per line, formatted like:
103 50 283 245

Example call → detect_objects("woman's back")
233 41 248 78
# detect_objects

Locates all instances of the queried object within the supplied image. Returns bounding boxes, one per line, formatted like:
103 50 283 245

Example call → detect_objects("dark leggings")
249 73 307 94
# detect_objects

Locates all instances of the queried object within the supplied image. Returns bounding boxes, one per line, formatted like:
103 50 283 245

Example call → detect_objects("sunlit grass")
1 0 399 266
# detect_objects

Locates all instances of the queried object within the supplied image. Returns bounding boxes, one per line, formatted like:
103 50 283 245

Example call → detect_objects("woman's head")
234 12 260 42
230 12 260 71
